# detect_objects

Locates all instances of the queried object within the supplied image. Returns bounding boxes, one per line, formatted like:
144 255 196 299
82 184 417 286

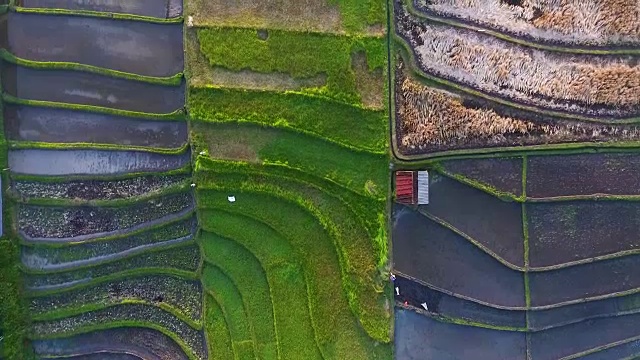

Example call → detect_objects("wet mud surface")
527 153 640 198
9 149 190 176
32 327 188 360
13 173 189 200
392 204 525 308
529 255 640 307
7 12 183 77
421 174 524 267
19 0 183 18
528 201 640 267
394 308 526 360
5 105 187 147
529 312 640 360
394 275 526 329
440 157 523 196
2 64 185 113
18 192 193 239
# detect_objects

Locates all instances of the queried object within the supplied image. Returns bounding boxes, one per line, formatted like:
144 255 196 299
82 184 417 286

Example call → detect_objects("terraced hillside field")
391 0 640 359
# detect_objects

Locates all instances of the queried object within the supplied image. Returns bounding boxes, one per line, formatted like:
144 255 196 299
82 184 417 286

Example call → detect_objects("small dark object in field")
257 29 269 41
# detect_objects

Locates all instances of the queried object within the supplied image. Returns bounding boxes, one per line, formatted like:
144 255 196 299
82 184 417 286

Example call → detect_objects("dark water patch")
7 12 183 76
18 192 193 239
529 292 640 331
528 153 640 198
529 255 640 307
530 313 640 360
392 204 525 308
19 0 182 18
421 173 524 267
2 64 185 113
41 354 144 360
32 304 205 359
5 104 187 147
394 308 526 360
9 149 190 176
24 244 200 291
440 157 522 196
577 339 640 360
528 201 640 267
394 275 526 328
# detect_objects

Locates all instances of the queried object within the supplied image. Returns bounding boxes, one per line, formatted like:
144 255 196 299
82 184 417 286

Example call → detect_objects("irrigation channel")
1 0 204 358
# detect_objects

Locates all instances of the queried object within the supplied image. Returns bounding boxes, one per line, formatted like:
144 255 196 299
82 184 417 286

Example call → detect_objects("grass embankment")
195 28 385 105
197 190 392 359
203 294 234 360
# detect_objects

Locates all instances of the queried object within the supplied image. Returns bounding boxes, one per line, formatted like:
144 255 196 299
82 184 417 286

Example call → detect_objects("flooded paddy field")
394 275 526 329
393 204 525 308
2 64 185 113
30 275 202 322
9 149 190 176
13 173 190 201
421 174 524 268
529 312 640 360
527 153 640 198
578 339 640 360
529 292 640 331
32 327 188 359
18 0 183 18
529 255 640 307
44 354 144 360
394 308 526 360
24 244 200 292
21 216 195 271
5 104 187 148
32 304 206 359
6 12 183 77
528 201 640 267
18 192 193 240
439 157 523 196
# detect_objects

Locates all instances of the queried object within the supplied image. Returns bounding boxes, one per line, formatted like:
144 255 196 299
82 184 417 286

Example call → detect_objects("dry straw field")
415 0 640 46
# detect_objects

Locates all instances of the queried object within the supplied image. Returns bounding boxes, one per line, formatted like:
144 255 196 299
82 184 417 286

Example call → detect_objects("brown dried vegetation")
395 60 640 154
397 3 640 117
416 0 640 46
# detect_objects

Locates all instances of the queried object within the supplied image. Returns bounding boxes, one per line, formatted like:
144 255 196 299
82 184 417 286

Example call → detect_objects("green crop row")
196 27 385 104
203 294 234 360
331 0 386 33
2 93 185 122
0 49 183 86
189 88 386 152
10 5 183 24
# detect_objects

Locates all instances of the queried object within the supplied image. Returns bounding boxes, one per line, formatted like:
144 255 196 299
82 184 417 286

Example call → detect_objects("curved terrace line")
8 140 190 155
394 270 640 311
203 293 235 360
9 5 183 24
561 335 640 360
18 205 195 244
12 164 191 184
394 38 640 125
403 0 640 55
0 50 183 86
43 351 146 360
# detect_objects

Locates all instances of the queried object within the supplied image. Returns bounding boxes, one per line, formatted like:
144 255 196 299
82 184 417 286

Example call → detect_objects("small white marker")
191 183 196 187
199 150 207 156
421 302 428 311
395 287 400 296
228 195 236 203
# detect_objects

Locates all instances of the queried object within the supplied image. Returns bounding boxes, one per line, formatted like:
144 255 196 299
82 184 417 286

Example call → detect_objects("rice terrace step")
0 0 638 359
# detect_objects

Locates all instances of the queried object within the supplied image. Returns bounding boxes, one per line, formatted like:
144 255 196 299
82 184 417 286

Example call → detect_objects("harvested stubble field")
396 2 640 118
31 303 206 360
439 156 523 197
194 27 385 107
394 59 640 156
527 201 640 267
413 0 640 47
24 243 200 292
32 327 189 360
186 0 384 34
526 152 640 198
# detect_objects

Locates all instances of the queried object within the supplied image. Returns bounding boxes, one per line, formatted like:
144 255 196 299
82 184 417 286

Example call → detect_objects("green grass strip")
11 5 183 24
196 27 385 104
402 0 640 55
195 166 390 339
331 0 386 33
200 225 323 360
199 233 278 360
188 87 387 153
8 139 189 156
202 265 256 359
29 322 198 360
0 49 183 86
204 294 234 360
2 93 185 121
197 190 392 358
